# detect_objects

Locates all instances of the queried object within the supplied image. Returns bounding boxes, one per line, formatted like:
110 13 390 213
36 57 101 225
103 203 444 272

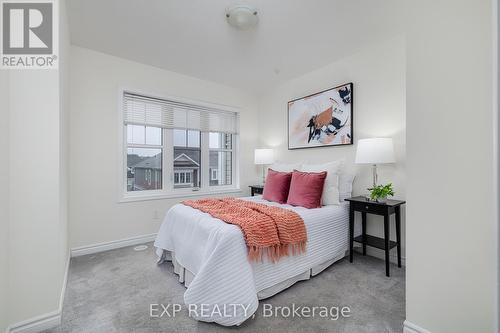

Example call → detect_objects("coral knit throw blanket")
182 198 307 262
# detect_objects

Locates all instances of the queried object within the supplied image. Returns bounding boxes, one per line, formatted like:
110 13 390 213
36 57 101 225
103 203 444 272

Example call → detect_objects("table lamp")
254 148 274 184
355 138 395 188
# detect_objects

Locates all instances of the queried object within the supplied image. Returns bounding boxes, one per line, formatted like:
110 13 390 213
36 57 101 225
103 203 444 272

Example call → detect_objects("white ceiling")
67 0 404 93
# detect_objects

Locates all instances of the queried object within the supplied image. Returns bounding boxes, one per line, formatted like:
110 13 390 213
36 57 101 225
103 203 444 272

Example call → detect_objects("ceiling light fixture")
225 5 259 30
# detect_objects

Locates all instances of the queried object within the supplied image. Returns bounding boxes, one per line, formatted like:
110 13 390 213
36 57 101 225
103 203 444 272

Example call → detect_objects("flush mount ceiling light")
225 5 259 30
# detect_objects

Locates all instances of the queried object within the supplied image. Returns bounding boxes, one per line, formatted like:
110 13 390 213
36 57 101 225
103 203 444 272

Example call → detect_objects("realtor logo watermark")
1 0 58 69
150 303 352 321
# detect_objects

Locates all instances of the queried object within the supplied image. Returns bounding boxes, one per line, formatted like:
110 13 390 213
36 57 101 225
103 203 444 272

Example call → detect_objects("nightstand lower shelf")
354 235 397 251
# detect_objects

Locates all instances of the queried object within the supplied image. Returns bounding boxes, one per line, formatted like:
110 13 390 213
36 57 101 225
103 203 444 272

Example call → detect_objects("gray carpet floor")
44 243 405 333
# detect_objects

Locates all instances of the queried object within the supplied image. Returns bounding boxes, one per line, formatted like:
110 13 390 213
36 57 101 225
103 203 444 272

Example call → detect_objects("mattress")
154 196 360 326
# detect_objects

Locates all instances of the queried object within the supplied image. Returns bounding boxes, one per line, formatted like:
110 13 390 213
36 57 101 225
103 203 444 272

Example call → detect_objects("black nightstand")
345 196 406 277
249 185 264 196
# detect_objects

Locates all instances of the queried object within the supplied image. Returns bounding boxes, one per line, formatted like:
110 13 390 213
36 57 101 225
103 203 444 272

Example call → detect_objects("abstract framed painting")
287 82 353 150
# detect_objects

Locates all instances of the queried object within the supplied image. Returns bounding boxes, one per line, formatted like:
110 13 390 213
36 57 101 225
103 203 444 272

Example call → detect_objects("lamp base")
372 164 378 188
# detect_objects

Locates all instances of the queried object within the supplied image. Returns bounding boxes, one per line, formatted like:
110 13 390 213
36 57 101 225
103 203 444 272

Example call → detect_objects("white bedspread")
154 196 351 326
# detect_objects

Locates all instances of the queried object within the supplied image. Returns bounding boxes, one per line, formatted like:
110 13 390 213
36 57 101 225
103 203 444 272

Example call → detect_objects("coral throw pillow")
287 170 327 209
300 160 342 206
262 169 293 204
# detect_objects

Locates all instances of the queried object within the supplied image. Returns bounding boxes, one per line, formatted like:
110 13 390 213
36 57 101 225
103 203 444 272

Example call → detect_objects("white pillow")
339 173 355 201
300 161 343 205
269 162 302 173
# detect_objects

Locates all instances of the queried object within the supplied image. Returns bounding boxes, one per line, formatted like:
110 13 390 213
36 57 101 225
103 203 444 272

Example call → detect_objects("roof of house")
174 148 200 167
174 153 199 168
132 153 162 170
132 147 206 170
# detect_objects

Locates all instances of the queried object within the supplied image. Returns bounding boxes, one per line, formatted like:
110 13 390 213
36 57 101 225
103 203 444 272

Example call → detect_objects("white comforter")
154 196 351 326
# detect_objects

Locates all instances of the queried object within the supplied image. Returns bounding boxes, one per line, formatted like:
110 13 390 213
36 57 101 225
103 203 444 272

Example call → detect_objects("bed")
154 195 360 326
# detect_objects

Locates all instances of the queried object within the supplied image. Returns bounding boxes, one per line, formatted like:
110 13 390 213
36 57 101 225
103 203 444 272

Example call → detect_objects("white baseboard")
403 320 432 333
70 233 157 257
7 252 70 333
58 253 70 314
8 311 61 333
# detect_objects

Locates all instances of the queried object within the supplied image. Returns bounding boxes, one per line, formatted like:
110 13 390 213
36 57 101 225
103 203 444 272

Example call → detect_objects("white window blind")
123 92 239 134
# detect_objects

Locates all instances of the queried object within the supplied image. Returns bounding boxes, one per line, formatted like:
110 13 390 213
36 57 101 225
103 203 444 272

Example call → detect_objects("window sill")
118 188 242 203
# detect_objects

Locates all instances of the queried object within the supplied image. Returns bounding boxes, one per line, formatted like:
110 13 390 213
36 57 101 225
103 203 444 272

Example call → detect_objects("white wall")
405 0 497 332
497 1 500 330
58 0 70 285
69 47 260 248
258 37 406 263
5 0 70 327
8 69 62 326
0 71 10 333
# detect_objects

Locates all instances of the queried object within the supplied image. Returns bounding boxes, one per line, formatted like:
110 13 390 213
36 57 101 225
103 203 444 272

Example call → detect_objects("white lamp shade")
355 138 395 164
254 148 274 165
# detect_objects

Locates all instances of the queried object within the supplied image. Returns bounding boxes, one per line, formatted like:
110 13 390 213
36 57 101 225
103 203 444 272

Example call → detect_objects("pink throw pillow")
287 170 327 209
262 169 292 204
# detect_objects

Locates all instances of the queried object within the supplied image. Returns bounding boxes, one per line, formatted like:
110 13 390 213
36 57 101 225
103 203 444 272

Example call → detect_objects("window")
174 171 193 186
126 125 163 191
211 169 218 181
209 132 233 186
173 129 200 189
122 92 239 199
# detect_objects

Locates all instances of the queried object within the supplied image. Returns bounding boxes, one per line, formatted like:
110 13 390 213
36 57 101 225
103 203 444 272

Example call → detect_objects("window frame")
174 170 194 186
125 126 164 193
211 169 218 181
118 88 241 203
209 132 234 187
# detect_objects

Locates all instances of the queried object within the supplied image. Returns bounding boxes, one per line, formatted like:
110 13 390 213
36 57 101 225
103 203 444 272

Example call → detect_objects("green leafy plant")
369 183 395 201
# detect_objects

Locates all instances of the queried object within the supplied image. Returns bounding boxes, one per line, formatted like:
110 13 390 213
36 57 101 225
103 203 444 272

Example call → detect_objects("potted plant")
369 183 395 203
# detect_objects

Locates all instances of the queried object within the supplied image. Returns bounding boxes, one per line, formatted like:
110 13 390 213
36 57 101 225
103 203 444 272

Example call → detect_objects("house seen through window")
173 129 200 189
